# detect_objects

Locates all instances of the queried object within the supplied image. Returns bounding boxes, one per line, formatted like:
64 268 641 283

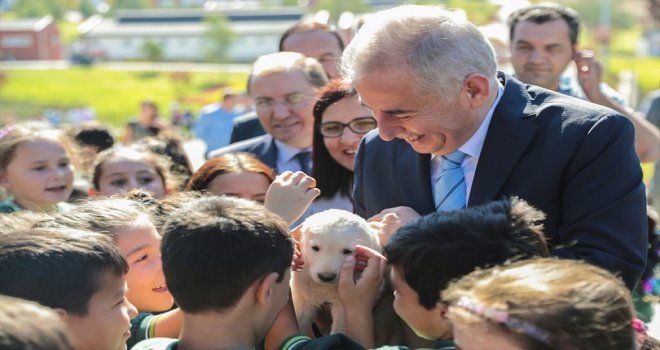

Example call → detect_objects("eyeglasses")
254 92 308 111
317 116 377 138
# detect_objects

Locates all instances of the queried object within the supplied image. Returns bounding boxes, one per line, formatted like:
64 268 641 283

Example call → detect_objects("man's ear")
255 272 280 308
462 74 491 108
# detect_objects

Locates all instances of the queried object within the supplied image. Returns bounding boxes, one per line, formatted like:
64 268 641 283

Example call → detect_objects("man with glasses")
229 21 345 145
209 52 328 174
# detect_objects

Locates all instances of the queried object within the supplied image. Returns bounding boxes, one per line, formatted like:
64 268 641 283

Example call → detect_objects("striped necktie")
434 150 467 212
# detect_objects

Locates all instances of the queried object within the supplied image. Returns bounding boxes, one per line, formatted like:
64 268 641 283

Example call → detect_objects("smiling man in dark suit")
209 52 328 174
342 5 647 289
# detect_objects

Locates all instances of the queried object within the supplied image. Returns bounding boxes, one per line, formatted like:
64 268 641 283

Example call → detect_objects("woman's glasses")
317 116 377 138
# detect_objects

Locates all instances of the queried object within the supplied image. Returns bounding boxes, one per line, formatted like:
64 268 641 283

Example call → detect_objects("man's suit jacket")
354 73 647 289
229 111 266 144
208 134 278 171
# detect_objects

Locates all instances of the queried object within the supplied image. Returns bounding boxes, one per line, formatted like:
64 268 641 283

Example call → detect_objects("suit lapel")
408 150 435 214
469 74 538 206
262 135 279 172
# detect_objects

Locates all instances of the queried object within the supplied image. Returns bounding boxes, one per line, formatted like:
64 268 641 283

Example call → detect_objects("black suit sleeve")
552 114 647 289
353 135 368 219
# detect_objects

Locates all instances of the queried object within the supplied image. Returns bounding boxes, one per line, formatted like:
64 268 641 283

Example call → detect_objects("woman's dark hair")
312 79 356 200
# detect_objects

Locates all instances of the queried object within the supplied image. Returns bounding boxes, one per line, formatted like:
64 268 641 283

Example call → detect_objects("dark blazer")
229 111 266 144
208 134 278 171
353 73 647 289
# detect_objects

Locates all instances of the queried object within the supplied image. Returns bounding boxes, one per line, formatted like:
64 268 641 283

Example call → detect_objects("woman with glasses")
309 79 378 215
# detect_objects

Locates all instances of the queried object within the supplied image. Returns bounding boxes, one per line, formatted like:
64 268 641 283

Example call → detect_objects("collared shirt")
558 75 627 106
274 139 312 174
430 83 504 203
194 104 240 155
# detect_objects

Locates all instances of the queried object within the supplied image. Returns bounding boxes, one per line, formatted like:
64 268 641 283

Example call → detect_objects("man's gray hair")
250 51 329 91
341 5 497 102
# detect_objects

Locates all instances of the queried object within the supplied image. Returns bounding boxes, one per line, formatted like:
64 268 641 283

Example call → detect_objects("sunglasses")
317 116 377 138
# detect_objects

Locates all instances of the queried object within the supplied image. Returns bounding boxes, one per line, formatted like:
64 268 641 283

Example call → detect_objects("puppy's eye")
342 249 353 255
311 246 320 252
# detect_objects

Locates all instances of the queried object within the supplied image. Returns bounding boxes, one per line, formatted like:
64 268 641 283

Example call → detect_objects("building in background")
77 7 304 62
0 15 62 60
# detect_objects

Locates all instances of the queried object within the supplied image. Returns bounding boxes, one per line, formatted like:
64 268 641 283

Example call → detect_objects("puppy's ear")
291 225 303 242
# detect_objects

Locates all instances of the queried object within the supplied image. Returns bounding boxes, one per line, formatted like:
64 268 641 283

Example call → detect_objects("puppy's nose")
317 273 336 282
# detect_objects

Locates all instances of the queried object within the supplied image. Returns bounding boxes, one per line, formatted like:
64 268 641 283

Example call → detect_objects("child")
0 295 75 350
133 196 365 350
0 227 138 350
91 145 177 199
0 122 76 213
187 152 276 202
442 258 640 350
188 153 320 226
132 196 294 349
339 197 550 349
36 196 181 348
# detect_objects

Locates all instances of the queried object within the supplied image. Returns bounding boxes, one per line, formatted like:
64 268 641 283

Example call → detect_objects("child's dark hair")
68 123 115 153
0 294 75 350
385 197 549 309
161 196 293 313
186 152 275 193
134 135 193 189
0 228 128 315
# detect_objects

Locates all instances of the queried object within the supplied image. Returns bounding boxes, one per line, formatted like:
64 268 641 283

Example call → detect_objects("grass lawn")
607 56 660 102
0 67 248 127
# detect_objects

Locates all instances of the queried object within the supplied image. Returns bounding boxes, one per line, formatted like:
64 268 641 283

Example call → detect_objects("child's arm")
265 171 320 226
338 245 387 349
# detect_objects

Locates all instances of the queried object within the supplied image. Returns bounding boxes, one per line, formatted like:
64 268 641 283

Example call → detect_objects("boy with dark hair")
339 197 550 349
133 196 295 349
0 228 137 350
0 294 75 350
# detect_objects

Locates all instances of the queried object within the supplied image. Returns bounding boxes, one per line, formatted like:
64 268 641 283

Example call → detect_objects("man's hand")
264 171 320 225
575 50 605 103
368 206 421 247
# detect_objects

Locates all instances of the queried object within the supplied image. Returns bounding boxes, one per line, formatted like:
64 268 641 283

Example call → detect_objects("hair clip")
0 125 15 139
456 296 552 346
632 318 647 335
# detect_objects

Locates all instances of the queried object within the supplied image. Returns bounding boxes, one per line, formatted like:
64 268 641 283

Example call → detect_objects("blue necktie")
434 150 467 212
295 151 311 174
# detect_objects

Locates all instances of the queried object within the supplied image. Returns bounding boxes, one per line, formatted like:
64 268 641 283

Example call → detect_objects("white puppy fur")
292 209 381 335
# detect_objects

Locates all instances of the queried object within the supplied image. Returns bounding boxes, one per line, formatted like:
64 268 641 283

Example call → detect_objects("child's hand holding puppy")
338 245 386 348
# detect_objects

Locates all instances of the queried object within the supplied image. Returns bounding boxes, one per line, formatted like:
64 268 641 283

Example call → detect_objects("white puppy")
292 209 381 335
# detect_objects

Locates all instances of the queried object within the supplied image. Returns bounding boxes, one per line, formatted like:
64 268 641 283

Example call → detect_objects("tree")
141 40 164 62
14 0 66 20
79 0 96 18
202 14 234 63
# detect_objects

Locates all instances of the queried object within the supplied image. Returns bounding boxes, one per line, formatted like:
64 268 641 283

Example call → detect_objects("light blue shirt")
194 104 240 155
430 82 504 202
